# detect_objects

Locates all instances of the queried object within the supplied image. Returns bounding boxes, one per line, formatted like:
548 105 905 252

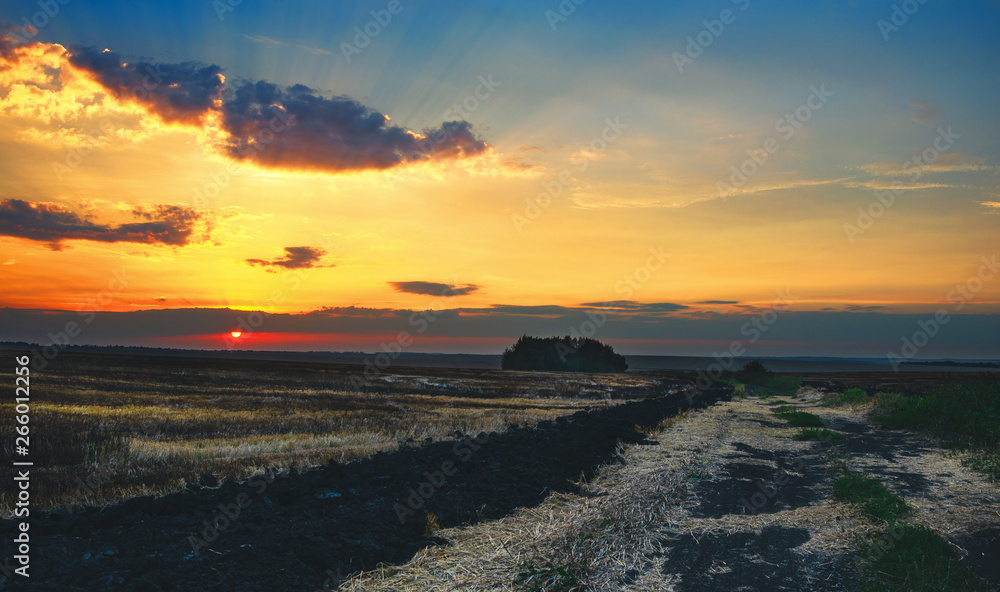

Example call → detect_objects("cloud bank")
0 199 201 250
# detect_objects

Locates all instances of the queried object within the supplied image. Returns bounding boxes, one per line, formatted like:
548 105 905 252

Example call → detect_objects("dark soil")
954 527 1000 584
659 525 851 591
691 443 825 518
0 383 730 591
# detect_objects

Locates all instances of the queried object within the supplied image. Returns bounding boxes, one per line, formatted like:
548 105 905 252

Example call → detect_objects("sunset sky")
1 0 998 358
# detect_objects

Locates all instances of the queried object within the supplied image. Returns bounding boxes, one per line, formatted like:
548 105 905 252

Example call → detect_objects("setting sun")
230 331 242 338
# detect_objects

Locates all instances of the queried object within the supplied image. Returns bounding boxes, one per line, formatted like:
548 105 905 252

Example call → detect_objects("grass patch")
773 409 827 427
763 375 803 397
515 559 588 592
871 380 1000 447
870 378 1000 481
962 446 1000 481
832 472 911 522
794 428 846 445
822 387 870 407
858 523 985 591
765 399 791 406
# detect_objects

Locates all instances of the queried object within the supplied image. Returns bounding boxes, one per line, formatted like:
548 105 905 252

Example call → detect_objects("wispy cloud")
910 99 938 126
242 33 333 56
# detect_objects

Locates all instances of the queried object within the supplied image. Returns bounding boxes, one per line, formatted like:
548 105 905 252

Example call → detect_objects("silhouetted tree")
500 335 628 373
735 359 770 384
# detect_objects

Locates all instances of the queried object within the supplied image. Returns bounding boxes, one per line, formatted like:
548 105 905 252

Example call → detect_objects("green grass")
794 428 846 445
962 446 1000 480
832 472 911 522
822 387 870 407
871 380 1000 446
515 559 587 592
858 523 985 591
773 409 827 427
870 379 1000 480
763 375 803 397
765 398 791 406
729 362 801 397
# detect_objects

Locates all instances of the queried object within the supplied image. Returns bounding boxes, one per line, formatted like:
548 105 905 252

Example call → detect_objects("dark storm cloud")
246 246 329 270
221 81 487 171
389 281 479 297
65 47 488 172
67 47 224 124
0 199 201 250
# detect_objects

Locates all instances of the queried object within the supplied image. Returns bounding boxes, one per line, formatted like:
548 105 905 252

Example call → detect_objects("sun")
230 331 242 338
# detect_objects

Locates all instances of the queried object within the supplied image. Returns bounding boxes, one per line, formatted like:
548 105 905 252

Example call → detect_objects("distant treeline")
500 335 628 373
902 360 1000 369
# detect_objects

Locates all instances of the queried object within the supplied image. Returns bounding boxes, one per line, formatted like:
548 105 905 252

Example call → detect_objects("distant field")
0 352 666 513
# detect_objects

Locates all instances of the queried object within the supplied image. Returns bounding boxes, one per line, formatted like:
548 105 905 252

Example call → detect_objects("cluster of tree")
500 335 628 373
735 359 771 384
